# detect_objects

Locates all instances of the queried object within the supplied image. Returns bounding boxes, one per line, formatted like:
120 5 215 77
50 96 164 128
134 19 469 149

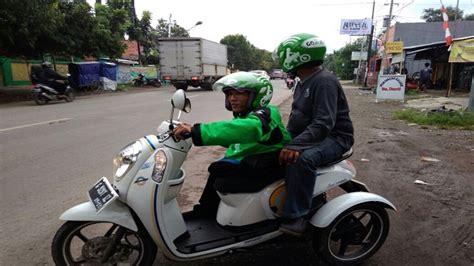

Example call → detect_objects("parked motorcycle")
31 75 75 105
133 73 162 87
51 90 395 265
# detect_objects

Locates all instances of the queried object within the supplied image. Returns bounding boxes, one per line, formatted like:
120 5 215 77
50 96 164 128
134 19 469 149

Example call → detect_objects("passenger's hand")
279 148 300 165
173 123 192 140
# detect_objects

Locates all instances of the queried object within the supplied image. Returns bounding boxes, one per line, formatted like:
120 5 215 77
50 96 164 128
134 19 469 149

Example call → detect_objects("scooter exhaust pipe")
41 92 54 100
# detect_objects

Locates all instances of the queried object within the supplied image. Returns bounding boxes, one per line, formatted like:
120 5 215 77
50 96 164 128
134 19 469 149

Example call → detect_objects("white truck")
158 37 228 91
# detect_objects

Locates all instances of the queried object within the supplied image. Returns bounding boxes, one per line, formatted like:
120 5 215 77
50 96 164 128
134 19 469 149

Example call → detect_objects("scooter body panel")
309 191 396 228
313 161 356 196
59 201 138 231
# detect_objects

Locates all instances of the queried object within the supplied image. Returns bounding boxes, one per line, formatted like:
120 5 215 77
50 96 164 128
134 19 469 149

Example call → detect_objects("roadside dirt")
171 84 474 265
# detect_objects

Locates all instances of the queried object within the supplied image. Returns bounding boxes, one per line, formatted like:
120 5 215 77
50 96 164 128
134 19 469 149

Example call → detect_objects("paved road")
0 80 291 264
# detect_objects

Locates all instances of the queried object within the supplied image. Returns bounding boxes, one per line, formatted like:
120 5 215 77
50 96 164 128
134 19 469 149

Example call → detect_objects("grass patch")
116 84 133 91
393 108 474 130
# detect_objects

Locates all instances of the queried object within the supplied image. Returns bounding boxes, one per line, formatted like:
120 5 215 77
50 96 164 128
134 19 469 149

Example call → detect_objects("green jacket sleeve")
192 115 265 146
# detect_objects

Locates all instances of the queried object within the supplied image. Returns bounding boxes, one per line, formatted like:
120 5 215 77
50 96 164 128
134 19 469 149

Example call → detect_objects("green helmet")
213 72 273 111
273 33 326 73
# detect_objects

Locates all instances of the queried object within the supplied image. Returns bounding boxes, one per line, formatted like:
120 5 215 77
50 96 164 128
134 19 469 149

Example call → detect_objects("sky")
93 0 474 53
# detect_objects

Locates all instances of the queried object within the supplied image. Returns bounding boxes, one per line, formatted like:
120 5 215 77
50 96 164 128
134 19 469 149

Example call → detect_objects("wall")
0 58 71 87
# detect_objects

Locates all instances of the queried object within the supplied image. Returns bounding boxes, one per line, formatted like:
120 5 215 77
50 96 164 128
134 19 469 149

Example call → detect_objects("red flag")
441 4 453 46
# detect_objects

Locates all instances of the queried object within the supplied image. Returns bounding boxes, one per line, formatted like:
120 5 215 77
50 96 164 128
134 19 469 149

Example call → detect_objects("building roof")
393 21 474 47
122 40 142 61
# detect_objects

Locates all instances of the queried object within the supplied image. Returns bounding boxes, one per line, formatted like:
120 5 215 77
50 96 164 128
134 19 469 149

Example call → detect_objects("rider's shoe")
279 217 307 237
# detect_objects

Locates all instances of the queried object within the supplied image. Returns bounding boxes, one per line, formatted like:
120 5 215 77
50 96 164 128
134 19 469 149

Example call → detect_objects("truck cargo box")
158 37 228 91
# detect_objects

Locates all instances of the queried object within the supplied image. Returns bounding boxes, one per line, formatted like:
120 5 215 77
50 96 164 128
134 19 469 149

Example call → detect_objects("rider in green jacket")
173 71 291 216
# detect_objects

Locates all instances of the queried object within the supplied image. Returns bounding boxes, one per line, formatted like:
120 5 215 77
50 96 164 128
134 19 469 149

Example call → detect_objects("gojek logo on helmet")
259 86 273 106
281 48 311 71
302 37 325 48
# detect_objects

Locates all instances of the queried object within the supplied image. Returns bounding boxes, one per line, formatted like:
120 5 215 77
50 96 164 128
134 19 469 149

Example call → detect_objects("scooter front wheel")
33 93 49 105
51 221 156 265
313 202 389 265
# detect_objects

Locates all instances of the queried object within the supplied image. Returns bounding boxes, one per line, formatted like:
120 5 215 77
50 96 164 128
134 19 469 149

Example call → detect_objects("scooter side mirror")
171 89 191 113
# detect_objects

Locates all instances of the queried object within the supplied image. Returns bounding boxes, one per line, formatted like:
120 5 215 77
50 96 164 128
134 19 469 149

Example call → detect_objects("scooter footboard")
59 201 138 231
309 192 396 228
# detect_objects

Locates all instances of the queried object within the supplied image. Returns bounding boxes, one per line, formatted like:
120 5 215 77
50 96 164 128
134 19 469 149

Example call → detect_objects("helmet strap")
247 91 256 110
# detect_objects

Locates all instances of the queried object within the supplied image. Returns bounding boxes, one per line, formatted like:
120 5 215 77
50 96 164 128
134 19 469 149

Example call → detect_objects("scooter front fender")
59 201 138 231
309 192 396 228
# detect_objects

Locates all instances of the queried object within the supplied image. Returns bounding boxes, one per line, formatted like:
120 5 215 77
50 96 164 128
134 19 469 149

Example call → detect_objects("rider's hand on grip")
172 123 192 141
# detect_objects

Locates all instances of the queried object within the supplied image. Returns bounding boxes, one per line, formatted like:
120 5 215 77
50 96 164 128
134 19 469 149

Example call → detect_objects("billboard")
340 19 372 35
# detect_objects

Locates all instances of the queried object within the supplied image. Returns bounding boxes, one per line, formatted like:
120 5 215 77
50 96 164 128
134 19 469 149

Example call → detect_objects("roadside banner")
376 75 406 102
449 38 474 63
385 41 404 54
340 19 372 35
130 66 158 79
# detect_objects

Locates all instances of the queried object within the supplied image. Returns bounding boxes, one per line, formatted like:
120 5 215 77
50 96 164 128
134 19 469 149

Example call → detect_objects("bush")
393 108 474 130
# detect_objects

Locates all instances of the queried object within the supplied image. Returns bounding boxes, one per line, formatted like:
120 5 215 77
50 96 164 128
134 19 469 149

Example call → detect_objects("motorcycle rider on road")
173 71 291 217
37 62 68 95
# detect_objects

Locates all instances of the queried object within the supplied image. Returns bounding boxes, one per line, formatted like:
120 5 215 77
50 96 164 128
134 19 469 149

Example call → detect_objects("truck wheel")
175 84 188 91
201 83 213 91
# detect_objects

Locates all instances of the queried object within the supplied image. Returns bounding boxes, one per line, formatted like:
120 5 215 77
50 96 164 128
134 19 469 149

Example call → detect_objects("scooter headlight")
113 141 142 181
152 150 167 183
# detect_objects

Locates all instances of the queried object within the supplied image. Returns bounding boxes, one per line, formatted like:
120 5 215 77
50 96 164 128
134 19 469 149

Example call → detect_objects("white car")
249 70 270 80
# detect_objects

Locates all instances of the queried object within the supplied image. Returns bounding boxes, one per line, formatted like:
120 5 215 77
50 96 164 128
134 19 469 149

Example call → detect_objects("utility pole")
363 0 376 88
380 0 395 75
168 14 172 37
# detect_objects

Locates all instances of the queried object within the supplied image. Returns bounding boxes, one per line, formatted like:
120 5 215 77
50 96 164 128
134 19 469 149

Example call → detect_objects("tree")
0 0 62 57
421 6 463 22
324 38 364 80
137 11 160 64
253 49 274 70
0 0 129 59
464 13 474 21
93 4 130 59
220 34 256 71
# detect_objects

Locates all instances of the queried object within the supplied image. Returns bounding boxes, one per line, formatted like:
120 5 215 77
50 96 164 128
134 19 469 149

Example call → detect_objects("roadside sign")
376 75 406 102
385 41 404 54
351 51 368 61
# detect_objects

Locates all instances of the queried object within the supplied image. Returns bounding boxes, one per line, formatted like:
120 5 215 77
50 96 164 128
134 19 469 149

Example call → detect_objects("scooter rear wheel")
65 90 75 102
313 202 389 265
51 221 156 265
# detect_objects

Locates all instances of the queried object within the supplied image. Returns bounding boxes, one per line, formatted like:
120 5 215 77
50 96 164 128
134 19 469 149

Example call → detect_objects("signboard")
449 38 474 63
385 41 404 54
340 19 372 35
351 51 368 61
376 75 406 102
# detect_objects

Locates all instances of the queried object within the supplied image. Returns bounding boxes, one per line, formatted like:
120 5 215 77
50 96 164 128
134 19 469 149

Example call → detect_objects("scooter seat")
319 148 353 167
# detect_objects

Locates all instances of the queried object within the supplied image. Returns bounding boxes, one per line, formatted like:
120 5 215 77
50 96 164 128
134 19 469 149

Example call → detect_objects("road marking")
0 118 72 133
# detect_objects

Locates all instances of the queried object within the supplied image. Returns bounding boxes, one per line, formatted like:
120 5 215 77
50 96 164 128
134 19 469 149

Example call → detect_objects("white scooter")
51 90 396 265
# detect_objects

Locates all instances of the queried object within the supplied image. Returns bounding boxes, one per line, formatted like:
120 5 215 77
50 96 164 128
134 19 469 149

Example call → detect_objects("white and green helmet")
213 72 273 111
273 33 326 73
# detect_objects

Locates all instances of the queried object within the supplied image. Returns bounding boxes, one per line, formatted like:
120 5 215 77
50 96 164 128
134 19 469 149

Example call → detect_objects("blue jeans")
283 137 347 219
